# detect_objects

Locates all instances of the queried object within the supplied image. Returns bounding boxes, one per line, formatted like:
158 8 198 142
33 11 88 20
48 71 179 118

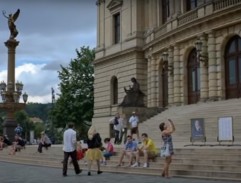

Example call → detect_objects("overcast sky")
0 0 97 103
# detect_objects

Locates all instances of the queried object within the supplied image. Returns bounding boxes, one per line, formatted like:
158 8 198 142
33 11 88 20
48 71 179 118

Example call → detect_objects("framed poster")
190 118 206 142
218 117 233 142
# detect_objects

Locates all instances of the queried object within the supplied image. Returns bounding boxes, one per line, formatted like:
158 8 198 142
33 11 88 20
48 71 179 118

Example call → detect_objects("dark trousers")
63 150 80 176
119 128 128 144
38 142 51 153
114 130 120 144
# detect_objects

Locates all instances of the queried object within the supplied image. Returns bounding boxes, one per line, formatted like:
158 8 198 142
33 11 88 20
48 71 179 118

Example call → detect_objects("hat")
132 111 136 114
41 131 45 135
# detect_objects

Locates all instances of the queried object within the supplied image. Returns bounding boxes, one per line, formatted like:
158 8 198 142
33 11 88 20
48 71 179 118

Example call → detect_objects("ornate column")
173 45 181 105
168 47 174 106
148 55 158 107
200 34 209 101
147 55 152 107
96 0 105 49
207 31 218 100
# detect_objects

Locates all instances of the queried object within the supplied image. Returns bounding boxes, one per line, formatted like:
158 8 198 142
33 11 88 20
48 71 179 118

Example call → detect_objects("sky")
0 0 97 103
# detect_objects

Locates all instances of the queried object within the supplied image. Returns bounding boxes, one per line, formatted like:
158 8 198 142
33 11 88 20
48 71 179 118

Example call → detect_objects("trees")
51 46 94 139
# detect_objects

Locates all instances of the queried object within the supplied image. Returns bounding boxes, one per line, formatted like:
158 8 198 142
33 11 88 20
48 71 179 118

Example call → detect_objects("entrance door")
188 48 200 104
225 36 241 99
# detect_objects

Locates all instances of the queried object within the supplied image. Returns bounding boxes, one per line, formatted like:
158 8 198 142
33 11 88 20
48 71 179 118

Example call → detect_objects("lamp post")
0 9 28 141
162 52 173 75
195 39 208 67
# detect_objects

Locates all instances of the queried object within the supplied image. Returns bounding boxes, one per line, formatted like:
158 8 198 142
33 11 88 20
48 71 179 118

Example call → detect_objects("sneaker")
143 163 149 168
131 162 139 167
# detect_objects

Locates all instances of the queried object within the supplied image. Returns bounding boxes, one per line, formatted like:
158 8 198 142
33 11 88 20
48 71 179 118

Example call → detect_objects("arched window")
188 48 200 104
225 36 241 99
111 76 118 105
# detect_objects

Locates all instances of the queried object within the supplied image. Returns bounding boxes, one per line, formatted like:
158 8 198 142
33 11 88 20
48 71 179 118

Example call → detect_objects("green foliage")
50 46 94 138
25 103 52 121
15 110 34 140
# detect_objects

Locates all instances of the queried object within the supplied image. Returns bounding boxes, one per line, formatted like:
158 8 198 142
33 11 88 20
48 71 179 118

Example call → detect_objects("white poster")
218 117 233 141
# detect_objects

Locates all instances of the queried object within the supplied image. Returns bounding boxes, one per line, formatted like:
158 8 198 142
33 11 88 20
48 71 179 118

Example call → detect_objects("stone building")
93 0 241 138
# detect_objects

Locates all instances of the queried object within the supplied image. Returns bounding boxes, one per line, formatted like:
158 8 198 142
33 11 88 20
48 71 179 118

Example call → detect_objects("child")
102 138 114 165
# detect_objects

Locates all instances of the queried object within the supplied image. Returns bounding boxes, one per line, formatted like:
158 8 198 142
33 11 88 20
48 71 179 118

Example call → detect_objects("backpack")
94 133 102 147
114 117 119 125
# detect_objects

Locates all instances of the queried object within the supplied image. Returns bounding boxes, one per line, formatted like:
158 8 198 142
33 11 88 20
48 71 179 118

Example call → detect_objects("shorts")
131 127 138 134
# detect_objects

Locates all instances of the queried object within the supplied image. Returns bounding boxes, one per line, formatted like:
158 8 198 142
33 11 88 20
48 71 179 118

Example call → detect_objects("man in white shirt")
129 111 140 143
62 123 82 177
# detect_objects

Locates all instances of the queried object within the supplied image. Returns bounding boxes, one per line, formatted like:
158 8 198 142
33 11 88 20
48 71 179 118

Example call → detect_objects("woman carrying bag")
159 119 175 178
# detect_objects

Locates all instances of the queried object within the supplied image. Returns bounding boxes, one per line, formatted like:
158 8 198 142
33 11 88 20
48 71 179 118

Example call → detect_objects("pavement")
0 162 240 183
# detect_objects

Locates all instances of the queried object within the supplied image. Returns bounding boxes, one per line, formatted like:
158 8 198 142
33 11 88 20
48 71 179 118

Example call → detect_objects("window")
111 76 118 105
113 13 120 44
188 48 200 104
186 0 197 11
162 0 170 24
225 36 241 99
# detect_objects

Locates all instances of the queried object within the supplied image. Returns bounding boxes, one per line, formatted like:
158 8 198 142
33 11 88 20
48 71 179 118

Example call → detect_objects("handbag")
160 143 170 157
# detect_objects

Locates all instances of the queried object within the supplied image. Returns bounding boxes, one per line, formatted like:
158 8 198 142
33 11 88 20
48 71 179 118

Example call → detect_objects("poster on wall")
190 118 206 142
218 116 233 142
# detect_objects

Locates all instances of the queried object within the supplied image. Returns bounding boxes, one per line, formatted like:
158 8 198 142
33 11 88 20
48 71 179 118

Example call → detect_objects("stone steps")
0 145 241 181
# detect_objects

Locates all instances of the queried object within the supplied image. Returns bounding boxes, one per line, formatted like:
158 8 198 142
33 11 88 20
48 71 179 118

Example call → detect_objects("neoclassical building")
93 0 241 136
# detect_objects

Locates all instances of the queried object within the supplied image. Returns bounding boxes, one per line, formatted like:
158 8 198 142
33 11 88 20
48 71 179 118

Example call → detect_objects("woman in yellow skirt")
85 125 103 176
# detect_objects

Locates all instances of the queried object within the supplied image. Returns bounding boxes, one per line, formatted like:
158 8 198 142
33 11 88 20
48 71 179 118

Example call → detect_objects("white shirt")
110 117 123 131
129 115 139 128
63 128 77 152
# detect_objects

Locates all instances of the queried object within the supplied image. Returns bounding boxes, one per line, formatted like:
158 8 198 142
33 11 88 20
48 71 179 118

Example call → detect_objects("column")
149 56 158 107
96 0 105 49
207 31 218 100
147 56 152 107
173 45 181 105
5 39 19 91
168 47 174 106
200 34 209 101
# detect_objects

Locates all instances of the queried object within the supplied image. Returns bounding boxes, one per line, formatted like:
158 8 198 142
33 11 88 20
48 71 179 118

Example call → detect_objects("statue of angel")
2 9 20 39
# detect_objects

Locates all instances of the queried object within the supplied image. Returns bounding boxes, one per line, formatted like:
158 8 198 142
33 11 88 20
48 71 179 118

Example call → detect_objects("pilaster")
200 34 209 102
168 47 174 106
207 31 218 101
173 45 181 105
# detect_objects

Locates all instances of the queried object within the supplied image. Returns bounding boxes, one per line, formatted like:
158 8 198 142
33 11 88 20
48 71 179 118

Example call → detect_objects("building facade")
93 0 241 134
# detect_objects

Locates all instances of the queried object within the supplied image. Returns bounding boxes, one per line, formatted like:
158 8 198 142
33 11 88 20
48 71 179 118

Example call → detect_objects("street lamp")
162 52 173 75
195 39 208 67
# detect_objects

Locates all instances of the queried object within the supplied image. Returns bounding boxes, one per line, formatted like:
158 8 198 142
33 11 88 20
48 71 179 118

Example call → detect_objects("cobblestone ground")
0 162 239 183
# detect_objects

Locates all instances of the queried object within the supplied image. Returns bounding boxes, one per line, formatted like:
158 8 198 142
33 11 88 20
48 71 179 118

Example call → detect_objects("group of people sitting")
0 134 26 155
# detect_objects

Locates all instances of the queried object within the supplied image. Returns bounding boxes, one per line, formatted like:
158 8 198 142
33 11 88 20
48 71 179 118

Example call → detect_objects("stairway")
0 144 241 181
139 98 241 147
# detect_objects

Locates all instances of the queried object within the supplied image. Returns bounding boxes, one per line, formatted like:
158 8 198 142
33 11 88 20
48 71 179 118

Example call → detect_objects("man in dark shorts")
129 111 140 143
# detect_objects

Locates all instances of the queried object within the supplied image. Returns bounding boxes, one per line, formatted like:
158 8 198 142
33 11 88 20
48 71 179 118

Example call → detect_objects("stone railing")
213 0 241 11
177 9 198 26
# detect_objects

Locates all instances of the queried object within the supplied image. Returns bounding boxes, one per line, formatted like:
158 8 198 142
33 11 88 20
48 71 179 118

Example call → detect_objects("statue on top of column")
2 9 20 40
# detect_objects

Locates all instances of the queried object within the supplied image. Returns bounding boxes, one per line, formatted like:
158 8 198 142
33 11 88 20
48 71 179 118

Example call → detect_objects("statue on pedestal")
119 77 145 107
2 9 20 40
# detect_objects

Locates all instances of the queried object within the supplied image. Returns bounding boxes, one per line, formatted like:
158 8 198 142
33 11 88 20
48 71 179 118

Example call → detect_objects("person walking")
159 119 175 178
85 125 103 176
62 123 82 177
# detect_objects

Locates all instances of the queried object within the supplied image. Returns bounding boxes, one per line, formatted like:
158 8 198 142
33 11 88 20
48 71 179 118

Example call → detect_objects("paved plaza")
0 162 239 183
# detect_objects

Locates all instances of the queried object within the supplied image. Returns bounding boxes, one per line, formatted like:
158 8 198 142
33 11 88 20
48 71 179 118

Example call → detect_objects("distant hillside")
25 103 53 122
